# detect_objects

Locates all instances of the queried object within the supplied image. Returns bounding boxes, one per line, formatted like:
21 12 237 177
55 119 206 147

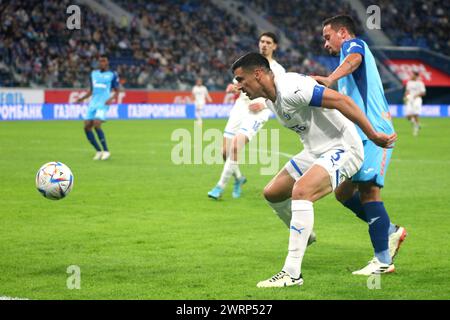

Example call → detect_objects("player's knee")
84 123 93 131
291 186 312 201
334 189 347 204
263 185 278 202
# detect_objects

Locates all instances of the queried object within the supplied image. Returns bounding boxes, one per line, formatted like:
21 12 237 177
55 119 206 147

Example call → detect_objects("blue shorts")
351 140 393 188
84 105 108 121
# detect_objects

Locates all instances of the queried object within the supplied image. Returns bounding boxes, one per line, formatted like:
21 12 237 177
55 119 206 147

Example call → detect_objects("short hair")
231 52 271 73
99 54 109 60
259 32 278 44
322 15 357 35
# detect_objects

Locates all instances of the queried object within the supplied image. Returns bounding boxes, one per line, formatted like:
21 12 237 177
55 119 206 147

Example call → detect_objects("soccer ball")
36 162 74 200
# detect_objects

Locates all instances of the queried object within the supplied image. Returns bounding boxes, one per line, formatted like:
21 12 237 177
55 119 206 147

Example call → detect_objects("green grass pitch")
0 118 449 300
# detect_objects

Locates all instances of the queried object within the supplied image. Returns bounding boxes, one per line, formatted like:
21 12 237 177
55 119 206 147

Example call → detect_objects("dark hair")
322 15 357 35
231 52 271 73
259 32 278 44
99 54 109 59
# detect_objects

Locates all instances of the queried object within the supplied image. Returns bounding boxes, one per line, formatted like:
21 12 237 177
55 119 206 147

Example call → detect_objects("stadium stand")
0 0 448 90
361 0 449 55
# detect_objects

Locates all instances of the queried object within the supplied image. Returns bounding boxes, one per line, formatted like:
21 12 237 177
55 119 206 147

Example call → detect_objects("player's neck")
265 76 277 102
343 34 356 42
264 55 274 63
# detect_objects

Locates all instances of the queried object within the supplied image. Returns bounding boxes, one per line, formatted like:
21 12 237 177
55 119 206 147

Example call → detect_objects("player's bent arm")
76 90 92 103
330 53 362 81
321 88 397 148
314 54 362 87
106 88 120 105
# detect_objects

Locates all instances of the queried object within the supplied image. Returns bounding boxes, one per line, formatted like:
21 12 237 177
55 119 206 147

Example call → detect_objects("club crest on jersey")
347 42 362 53
283 112 291 120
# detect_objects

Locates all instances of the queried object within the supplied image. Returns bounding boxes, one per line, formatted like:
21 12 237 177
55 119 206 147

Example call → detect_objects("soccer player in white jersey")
208 32 285 200
231 53 396 287
191 78 212 126
404 71 426 136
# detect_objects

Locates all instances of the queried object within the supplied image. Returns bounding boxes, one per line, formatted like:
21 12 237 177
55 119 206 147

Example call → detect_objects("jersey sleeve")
342 38 365 57
420 81 426 94
89 72 94 91
287 75 325 108
111 71 119 89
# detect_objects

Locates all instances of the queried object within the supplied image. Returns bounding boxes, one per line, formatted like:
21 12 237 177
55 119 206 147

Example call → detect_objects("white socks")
267 198 292 227
283 200 314 279
218 158 240 188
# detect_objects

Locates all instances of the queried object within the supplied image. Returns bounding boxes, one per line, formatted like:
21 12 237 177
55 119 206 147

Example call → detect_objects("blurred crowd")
362 0 449 55
0 0 447 89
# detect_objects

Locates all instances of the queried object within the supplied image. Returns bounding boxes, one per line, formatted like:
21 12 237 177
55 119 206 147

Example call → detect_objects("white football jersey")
192 85 209 104
406 79 425 101
265 73 361 155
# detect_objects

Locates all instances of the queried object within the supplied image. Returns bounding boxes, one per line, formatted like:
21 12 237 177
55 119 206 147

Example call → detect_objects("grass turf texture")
0 118 449 300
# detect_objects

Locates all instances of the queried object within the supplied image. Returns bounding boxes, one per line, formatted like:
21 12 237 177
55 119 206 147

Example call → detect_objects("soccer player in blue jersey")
76 55 119 160
313 15 407 275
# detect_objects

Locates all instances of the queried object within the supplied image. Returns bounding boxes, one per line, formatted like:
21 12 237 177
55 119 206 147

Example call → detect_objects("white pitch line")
0 296 29 300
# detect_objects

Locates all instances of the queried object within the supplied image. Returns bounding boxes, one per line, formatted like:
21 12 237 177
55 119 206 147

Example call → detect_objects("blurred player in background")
207 32 285 200
191 78 212 126
76 55 119 160
404 71 426 136
314 15 406 275
231 53 396 287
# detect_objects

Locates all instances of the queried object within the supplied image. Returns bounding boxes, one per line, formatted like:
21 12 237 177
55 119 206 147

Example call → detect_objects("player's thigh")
291 164 333 202
84 120 94 130
263 168 295 202
93 119 103 129
334 178 358 203
357 181 381 203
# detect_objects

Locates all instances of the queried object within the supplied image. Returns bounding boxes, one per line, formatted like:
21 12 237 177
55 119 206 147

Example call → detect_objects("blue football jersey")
89 70 119 108
338 38 394 140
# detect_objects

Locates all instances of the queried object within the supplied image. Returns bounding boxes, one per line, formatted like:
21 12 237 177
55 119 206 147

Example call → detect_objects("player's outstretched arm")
313 53 362 87
321 88 397 148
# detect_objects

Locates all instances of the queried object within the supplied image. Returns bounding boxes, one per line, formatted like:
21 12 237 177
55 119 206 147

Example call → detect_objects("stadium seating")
1 0 447 89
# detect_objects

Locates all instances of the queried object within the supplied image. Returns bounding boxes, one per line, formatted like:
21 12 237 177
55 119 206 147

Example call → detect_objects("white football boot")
93 151 103 160
101 151 111 160
257 271 303 288
352 257 395 276
389 225 407 261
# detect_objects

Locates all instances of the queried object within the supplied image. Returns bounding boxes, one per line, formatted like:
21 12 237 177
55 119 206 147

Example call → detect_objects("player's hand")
312 76 333 88
105 99 113 105
249 102 265 113
370 132 397 149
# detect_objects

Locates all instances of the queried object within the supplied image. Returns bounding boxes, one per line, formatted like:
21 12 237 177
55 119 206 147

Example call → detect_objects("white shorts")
405 98 422 116
195 102 205 110
284 144 363 191
223 99 272 141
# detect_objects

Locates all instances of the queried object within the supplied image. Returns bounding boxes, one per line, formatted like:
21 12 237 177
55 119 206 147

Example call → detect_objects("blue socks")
85 129 101 151
343 193 396 265
95 128 108 151
343 192 367 222
363 201 391 264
